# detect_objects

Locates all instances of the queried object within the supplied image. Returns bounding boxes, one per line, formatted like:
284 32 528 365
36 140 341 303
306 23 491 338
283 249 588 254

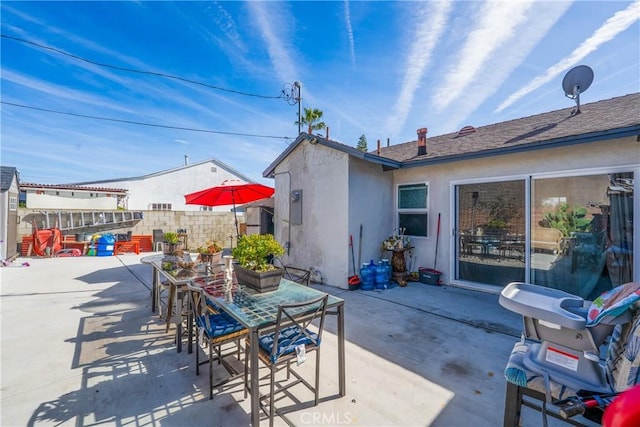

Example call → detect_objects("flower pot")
162 242 184 255
234 265 283 293
197 251 223 265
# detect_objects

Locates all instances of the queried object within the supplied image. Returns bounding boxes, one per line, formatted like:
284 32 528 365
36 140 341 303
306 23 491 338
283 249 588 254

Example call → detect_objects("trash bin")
419 267 442 286
96 234 115 256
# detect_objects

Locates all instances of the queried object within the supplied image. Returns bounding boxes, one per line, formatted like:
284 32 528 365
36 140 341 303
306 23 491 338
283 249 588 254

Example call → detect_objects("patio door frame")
449 164 638 292
450 174 530 292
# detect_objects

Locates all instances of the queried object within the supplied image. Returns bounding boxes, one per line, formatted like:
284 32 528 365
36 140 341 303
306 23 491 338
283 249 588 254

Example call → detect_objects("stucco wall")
272 140 350 287
348 158 394 276
1 174 20 259
393 136 639 287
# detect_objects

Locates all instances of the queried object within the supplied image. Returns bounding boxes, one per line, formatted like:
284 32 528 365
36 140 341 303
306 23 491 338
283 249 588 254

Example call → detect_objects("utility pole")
283 81 302 134
294 81 302 134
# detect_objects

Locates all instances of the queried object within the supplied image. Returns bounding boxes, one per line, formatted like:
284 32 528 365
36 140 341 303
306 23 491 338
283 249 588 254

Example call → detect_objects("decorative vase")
234 265 283 293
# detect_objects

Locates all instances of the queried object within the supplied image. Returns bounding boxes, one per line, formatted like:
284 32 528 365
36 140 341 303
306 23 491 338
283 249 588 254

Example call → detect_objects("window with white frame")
9 196 17 210
151 203 172 211
397 183 428 237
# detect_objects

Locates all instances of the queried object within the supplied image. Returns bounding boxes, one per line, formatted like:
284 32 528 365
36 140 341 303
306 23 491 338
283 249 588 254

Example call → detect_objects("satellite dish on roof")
562 65 594 115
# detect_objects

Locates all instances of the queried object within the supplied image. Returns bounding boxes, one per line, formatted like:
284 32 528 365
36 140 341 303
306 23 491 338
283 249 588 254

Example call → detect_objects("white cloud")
246 2 298 84
384 1 453 137
344 0 356 68
434 0 535 111
495 1 640 113
438 1 572 132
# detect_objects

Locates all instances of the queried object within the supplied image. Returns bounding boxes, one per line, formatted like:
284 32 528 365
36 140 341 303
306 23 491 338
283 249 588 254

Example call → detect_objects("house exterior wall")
1 172 19 259
101 161 244 211
272 140 351 288
392 136 639 289
348 157 394 277
25 189 118 210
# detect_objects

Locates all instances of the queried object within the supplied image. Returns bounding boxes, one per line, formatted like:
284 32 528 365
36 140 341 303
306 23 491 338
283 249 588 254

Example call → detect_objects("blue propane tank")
360 261 375 290
375 261 387 289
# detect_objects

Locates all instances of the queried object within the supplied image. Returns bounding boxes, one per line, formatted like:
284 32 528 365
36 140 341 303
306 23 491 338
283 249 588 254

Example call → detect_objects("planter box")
162 242 184 255
235 265 283 293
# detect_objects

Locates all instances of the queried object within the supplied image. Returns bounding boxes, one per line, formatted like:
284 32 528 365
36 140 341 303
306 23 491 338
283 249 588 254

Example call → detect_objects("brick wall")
17 209 242 251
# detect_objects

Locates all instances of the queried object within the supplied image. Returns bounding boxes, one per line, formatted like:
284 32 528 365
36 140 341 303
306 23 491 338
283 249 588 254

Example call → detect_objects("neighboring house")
0 166 20 260
69 158 254 211
264 93 639 298
21 183 127 210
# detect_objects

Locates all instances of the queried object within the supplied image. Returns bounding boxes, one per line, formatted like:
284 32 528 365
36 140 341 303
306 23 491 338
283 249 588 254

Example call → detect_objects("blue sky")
2 1 639 185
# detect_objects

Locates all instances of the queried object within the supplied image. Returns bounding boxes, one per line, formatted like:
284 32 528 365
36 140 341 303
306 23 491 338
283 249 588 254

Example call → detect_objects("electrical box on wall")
291 189 302 225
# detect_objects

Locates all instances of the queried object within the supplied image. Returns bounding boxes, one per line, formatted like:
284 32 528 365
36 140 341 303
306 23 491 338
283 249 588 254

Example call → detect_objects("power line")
1 101 294 141
1 34 283 99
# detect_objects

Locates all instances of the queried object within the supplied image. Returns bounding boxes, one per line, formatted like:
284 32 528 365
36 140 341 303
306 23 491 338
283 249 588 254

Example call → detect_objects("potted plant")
231 234 285 293
162 231 183 255
196 240 223 265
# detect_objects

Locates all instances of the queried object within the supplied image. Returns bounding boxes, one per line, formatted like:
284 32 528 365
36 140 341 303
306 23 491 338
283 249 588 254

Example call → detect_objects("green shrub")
232 234 285 272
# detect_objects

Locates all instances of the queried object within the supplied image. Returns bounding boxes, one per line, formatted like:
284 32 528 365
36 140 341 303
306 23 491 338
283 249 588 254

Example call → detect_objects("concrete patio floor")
1 253 592 426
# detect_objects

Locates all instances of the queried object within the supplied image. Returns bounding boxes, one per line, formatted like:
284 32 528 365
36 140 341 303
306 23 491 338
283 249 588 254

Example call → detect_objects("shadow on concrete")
27 263 249 427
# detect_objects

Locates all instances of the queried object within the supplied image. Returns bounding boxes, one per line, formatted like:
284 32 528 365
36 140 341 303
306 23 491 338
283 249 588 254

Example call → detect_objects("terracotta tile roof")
378 93 640 163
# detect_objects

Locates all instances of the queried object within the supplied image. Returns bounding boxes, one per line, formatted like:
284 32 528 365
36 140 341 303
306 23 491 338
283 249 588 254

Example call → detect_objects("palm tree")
295 107 326 134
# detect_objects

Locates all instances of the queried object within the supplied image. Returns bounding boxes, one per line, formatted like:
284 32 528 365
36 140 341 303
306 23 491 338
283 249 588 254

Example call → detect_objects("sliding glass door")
455 181 526 286
454 171 634 298
531 172 634 299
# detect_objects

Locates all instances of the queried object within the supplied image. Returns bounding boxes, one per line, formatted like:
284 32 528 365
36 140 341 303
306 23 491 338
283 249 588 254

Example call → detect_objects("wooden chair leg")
503 381 523 427
165 284 175 333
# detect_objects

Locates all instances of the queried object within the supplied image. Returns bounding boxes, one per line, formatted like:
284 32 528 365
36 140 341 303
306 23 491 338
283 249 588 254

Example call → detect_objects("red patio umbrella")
184 180 275 238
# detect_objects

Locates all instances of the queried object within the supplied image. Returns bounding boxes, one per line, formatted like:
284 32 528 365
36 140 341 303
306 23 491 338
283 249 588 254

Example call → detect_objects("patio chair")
186 282 248 399
283 265 311 286
500 281 640 426
244 294 328 427
152 229 164 251
274 257 311 285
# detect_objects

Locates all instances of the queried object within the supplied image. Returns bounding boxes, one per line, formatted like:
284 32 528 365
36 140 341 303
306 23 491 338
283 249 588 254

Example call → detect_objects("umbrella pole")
232 191 239 239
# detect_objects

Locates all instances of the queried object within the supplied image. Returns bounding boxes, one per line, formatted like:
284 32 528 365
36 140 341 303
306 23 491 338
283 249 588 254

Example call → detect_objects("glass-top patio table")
141 253 207 353
194 277 346 426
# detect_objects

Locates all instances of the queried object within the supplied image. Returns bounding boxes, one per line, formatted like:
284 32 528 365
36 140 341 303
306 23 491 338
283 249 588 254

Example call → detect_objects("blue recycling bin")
96 234 115 256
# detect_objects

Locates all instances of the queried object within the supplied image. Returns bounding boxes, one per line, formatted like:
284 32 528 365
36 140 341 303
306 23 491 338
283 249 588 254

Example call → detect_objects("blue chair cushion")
258 325 320 363
196 311 244 338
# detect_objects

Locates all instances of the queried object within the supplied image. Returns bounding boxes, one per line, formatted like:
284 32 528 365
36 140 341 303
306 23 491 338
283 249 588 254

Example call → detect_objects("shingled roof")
264 93 639 178
1 166 19 192
380 92 640 164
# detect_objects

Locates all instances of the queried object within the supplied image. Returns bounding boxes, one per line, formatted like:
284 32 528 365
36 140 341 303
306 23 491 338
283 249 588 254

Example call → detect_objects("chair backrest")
283 265 311 286
187 282 208 319
152 229 164 243
269 294 328 363
273 257 311 286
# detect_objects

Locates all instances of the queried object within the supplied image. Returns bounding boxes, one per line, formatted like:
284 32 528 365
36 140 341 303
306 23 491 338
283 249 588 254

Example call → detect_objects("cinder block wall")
17 209 241 250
